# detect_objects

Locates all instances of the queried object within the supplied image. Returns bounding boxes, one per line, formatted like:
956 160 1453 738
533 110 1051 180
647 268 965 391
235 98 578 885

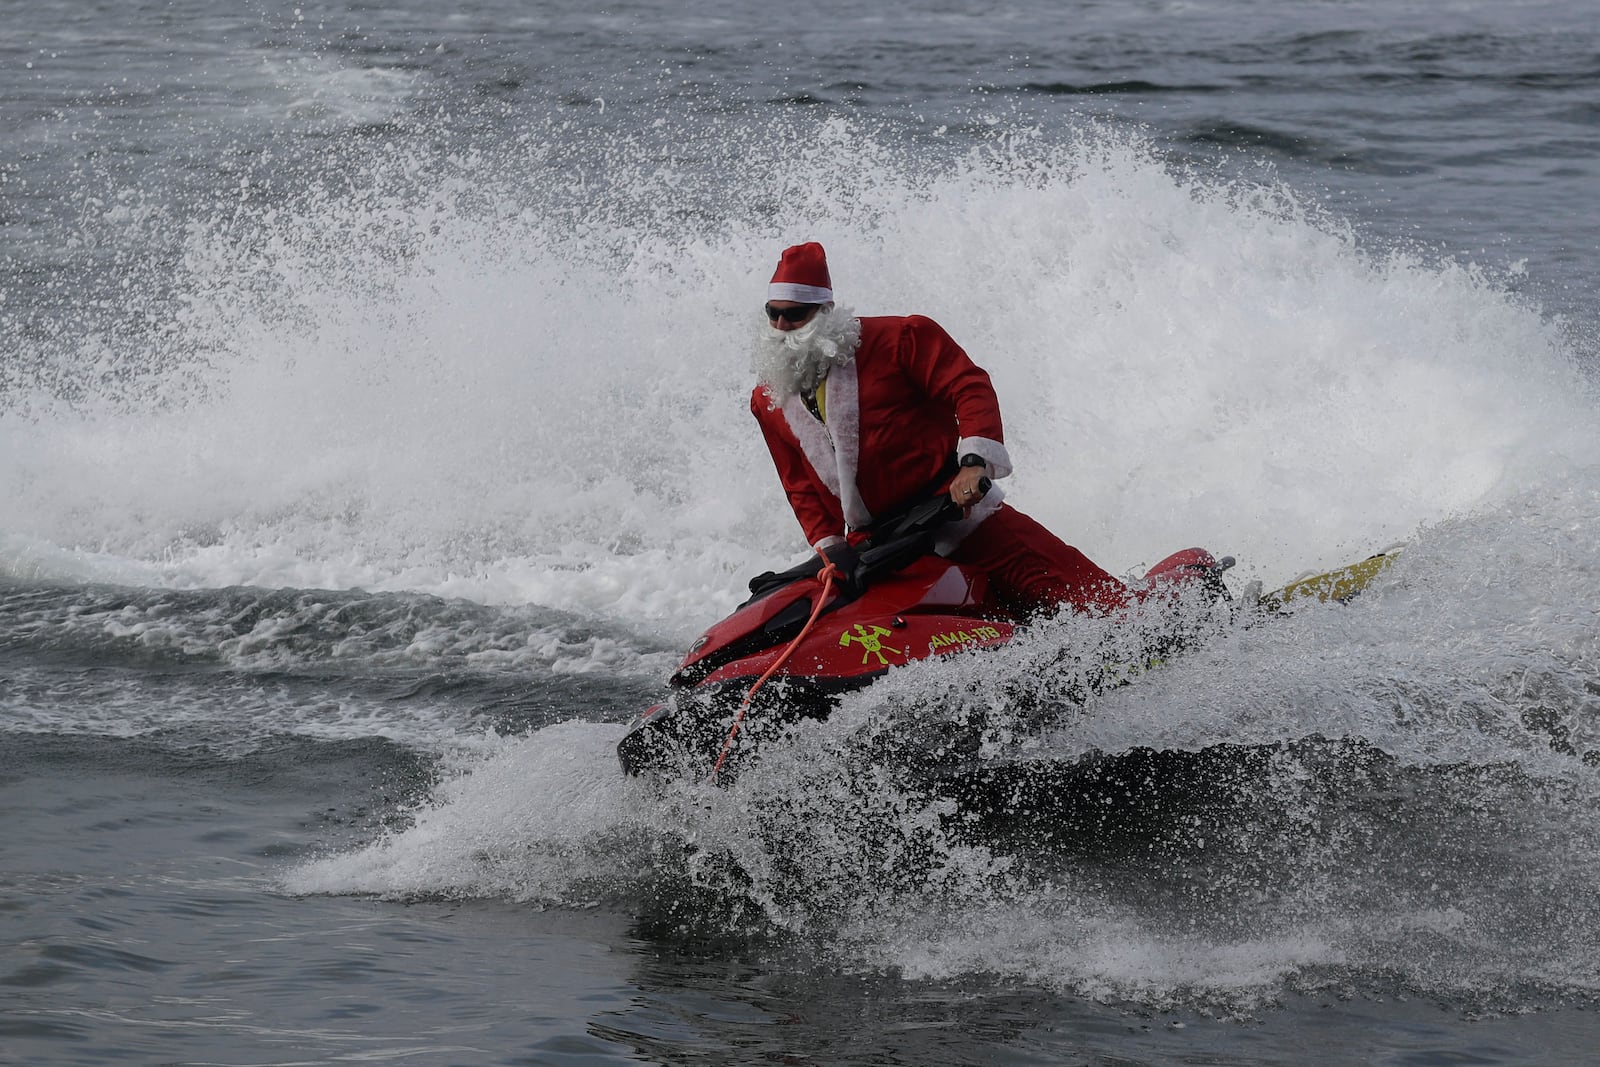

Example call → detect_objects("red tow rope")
709 548 843 780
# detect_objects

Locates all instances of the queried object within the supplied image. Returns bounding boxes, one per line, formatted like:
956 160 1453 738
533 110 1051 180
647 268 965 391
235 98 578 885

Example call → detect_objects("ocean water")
4 1 1600 1064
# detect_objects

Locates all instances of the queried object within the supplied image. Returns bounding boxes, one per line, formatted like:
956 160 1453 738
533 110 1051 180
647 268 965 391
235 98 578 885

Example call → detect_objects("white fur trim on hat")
768 282 834 304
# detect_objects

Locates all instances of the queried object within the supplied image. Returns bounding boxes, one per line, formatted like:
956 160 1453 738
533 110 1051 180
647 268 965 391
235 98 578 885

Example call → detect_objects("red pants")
949 504 1133 618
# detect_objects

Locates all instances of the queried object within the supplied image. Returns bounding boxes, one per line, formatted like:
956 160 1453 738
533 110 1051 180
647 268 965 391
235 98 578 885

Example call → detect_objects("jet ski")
617 489 1243 779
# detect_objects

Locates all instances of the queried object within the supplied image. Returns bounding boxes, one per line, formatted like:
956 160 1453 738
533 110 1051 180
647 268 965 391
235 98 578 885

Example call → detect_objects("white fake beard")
751 306 862 401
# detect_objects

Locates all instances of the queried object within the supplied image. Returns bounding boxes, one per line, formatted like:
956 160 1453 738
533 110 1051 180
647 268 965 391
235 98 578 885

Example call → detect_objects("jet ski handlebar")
744 478 990 603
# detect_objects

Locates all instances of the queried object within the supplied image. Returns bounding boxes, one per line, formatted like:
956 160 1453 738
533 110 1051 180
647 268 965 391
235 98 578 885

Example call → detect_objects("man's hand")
949 465 989 511
819 540 861 592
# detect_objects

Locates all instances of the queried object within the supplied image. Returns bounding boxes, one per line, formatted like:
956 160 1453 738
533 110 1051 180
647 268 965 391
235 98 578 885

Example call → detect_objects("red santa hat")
768 242 834 304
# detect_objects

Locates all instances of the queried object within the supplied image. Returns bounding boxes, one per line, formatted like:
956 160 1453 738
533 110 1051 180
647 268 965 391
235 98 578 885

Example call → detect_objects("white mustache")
751 308 861 400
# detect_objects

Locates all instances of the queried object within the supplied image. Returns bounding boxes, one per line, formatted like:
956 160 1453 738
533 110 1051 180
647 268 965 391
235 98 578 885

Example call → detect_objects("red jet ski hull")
617 544 1228 778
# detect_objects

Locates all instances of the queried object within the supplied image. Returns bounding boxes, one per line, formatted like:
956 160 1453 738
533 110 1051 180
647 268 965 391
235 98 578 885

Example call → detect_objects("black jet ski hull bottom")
616 673 879 779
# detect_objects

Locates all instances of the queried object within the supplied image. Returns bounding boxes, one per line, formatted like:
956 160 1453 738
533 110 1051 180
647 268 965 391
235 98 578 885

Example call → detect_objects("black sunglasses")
764 303 820 324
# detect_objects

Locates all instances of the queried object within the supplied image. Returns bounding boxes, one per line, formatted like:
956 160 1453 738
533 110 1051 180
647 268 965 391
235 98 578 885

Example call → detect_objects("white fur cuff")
956 436 1013 480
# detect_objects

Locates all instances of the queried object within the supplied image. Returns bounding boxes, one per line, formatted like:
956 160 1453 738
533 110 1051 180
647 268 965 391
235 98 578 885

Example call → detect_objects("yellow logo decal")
839 623 904 666
928 626 1004 652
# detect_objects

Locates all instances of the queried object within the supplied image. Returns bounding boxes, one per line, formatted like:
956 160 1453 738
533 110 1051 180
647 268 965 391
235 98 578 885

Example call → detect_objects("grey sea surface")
5 1 1600 1064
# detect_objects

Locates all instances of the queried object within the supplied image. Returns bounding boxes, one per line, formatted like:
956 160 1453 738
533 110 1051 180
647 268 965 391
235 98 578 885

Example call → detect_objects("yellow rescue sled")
1259 546 1403 609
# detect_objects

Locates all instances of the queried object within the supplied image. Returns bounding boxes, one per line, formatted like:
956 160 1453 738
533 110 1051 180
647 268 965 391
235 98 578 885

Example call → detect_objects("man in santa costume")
751 241 1135 617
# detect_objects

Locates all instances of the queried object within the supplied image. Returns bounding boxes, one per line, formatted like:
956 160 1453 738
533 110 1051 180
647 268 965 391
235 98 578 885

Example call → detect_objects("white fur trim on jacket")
825 361 871 529
778 361 872 533
779 392 840 499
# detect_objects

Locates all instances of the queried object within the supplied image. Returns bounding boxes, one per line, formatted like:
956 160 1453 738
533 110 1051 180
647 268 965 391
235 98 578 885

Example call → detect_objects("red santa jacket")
751 314 1014 553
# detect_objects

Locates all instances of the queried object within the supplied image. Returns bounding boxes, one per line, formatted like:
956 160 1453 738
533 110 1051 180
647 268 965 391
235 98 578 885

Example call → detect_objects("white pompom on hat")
768 242 834 304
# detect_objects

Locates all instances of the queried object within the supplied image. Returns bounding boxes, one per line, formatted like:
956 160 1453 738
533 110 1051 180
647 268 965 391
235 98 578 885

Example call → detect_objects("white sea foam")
14 115 1600 1003
283 721 652 900
282 680 1600 1006
4 119 1595 645
258 54 424 128
276 471 1600 1004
